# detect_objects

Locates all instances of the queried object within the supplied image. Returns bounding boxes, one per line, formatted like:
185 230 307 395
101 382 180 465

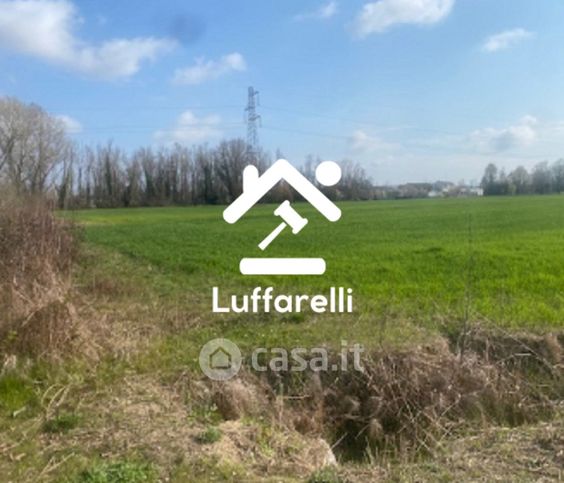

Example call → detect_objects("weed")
79 460 156 483
196 426 222 444
171 456 248 482
0 373 38 414
187 404 223 425
42 411 80 433
307 466 342 483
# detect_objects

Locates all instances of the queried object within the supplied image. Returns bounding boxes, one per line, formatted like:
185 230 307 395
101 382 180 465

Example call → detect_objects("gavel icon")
258 200 308 250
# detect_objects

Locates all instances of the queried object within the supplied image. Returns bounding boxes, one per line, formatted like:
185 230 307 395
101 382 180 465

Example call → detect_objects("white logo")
199 338 364 379
199 338 242 381
223 159 342 275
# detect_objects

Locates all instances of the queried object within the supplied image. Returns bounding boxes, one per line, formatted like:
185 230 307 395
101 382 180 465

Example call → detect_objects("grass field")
1 196 562 482
72 195 564 334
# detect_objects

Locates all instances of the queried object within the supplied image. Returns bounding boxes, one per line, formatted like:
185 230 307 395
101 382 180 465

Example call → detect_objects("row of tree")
58 143 373 209
0 97 373 208
5 96 562 206
481 161 564 196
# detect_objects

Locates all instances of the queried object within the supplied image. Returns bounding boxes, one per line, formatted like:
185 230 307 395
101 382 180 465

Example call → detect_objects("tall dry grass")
258 332 562 461
0 196 81 358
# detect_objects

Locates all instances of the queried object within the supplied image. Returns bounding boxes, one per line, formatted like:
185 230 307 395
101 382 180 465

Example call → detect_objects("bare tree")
552 159 564 193
57 144 77 209
215 139 248 202
0 97 70 195
531 161 553 194
124 159 143 207
481 163 499 195
192 145 218 204
508 166 531 195
336 160 372 200
90 142 126 207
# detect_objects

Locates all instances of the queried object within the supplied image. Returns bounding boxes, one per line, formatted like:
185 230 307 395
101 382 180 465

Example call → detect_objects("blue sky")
1 0 564 184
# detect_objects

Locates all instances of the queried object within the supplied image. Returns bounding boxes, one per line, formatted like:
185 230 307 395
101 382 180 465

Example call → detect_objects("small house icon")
209 346 232 370
223 159 342 275
199 338 242 380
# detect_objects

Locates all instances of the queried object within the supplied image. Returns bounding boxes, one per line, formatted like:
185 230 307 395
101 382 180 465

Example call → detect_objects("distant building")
432 181 455 192
377 181 484 200
427 185 483 198
469 187 484 196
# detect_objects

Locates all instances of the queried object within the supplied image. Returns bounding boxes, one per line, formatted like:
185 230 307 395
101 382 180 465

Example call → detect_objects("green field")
1 196 563 482
72 195 564 337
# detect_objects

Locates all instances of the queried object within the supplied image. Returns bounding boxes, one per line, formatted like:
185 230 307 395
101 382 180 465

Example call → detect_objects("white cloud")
482 28 533 53
172 53 246 85
349 129 397 153
56 114 82 134
470 116 538 153
353 0 454 37
0 0 175 79
154 111 222 145
294 1 338 21
319 1 339 18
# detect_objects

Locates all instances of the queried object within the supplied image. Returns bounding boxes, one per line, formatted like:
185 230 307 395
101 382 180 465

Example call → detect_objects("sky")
1 0 564 185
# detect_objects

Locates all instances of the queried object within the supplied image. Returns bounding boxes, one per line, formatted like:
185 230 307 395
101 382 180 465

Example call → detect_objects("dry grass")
34 373 338 481
0 325 561 481
259 331 563 462
0 197 96 360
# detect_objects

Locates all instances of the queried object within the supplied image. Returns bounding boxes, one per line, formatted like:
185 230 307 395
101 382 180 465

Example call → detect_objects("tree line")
7 96 561 206
0 97 373 208
480 161 564 196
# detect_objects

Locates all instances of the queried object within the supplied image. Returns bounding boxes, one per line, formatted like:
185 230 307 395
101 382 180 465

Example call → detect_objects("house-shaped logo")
199 338 242 381
209 346 232 370
223 159 342 275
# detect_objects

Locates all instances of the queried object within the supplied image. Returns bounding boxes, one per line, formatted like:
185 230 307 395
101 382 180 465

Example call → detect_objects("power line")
260 104 470 136
46 102 502 140
67 123 245 134
260 125 350 141
48 104 242 112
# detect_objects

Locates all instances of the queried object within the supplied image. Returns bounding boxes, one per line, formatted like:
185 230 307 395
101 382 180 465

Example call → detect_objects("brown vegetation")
0 197 86 359
34 333 559 481
208 331 563 462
